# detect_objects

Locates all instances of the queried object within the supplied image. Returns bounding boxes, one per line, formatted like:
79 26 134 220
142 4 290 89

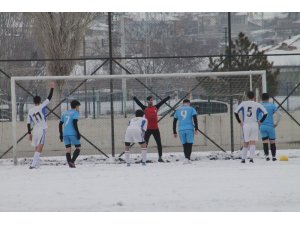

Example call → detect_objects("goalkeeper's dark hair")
183 99 190 104
71 100 81 109
146 96 153 101
33 96 41 105
262 93 270 101
135 109 144 117
247 91 255 99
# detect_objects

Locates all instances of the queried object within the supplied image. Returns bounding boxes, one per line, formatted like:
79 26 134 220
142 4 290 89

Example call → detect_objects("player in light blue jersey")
259 93 281 161
59 100 81 168
173 99 198 164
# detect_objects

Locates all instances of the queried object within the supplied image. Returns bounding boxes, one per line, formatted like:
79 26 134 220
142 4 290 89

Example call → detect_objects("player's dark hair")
183 99 190 104
146 96 153 101
262 93 270 101
33 96 41 104
135 109 144 117
71 100 81 109
247 91 255 99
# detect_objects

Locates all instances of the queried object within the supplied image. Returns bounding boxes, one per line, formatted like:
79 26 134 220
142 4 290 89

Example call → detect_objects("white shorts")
31 129 46 147
242 123 258 142
124 128 145 143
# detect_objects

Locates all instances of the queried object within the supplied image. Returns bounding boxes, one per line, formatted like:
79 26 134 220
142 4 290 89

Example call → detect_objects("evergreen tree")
208 32 279 96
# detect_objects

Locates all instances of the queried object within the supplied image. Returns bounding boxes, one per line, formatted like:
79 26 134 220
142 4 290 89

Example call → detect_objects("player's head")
262 93 270 102
183 99 190 105
247 91 255 100
135 109 144 117
71 100 81 110
146 96 153 106
33 96 41 105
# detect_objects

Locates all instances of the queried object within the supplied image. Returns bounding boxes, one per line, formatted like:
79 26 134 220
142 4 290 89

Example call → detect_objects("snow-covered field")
1 150 300 212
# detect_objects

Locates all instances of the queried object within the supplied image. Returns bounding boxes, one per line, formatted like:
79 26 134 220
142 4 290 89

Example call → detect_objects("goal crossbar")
10 70 267 165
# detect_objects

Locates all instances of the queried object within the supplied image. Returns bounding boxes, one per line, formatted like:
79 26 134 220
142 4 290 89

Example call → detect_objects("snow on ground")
0 150 300 212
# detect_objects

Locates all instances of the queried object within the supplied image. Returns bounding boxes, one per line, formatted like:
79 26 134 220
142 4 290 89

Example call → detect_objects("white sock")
141 148 147 163
249 145 256 159
242 147 248 160
125 151 130 164
31 152 40 167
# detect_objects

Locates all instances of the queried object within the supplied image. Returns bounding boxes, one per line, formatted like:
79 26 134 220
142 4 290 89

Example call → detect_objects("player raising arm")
133 95 170 162
27 82 55 169
59 100 81 168
234 91 268 163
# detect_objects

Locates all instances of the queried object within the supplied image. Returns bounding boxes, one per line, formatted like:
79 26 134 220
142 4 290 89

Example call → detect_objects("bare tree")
0 12 34 121
30 12 97 116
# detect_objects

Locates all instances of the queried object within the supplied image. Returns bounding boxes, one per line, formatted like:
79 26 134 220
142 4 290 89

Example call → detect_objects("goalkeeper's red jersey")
144 106 159 129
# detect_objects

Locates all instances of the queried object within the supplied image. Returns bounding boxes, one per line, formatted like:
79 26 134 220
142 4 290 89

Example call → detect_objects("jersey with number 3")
60 109 79 136
174 105 197 131
234 100 267 124
27 99 50 130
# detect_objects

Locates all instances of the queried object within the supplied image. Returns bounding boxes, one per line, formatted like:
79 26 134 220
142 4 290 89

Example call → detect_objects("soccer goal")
9 70 266 165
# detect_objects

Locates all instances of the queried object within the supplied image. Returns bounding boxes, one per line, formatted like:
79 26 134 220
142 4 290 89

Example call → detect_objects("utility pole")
108 12 115 157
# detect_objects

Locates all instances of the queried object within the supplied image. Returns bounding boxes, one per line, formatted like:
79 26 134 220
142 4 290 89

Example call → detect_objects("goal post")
10 70 267 165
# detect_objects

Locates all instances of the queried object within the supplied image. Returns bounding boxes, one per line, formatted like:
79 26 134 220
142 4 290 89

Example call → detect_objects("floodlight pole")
11 77 18 165
108 12 115 157
228 12 235 153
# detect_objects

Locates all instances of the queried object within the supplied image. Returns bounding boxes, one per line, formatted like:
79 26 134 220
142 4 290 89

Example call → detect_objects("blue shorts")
63 135 81 147
179 129 194 144
259 125 276 140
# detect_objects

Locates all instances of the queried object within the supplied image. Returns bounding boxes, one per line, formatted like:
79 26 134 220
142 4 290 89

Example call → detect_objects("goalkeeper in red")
59 100 81 168
133 95 170 162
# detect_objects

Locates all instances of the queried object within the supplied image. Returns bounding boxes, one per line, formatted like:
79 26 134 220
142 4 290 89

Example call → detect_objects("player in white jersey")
27 82 55 169
234 91 268 163
124 109 148 166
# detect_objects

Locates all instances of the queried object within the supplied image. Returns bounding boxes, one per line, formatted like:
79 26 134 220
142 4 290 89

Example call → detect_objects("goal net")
8 71 266 164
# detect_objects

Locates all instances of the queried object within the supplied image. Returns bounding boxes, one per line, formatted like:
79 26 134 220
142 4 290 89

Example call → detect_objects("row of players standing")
234 91 281 163
26 83 280 168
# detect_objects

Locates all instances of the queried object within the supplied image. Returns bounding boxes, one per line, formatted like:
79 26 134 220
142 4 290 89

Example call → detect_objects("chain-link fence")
1 12 300 159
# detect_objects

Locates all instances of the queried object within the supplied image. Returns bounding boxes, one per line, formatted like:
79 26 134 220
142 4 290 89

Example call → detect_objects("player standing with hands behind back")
59 100 81 168
259 93 281 161
27 82 55 169
234 91 268 163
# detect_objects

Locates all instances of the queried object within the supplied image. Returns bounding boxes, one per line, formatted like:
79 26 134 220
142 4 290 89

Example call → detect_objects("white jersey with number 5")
27 99 50 131
234 100 267 124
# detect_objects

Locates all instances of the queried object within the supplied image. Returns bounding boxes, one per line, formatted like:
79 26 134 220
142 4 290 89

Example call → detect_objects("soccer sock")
263 143 269 156
125 151 130 164
31 152 40 167
66 153 71 163
249 145 256 159
241 147 248 160
186 143 193 160
183 144 188 159
141 148 147 163
270 143 276 157
71 149 80 162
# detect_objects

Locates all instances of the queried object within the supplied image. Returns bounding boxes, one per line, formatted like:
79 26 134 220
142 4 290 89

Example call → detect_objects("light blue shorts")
179 129 194 144
63 135 81 147
260 125 276 140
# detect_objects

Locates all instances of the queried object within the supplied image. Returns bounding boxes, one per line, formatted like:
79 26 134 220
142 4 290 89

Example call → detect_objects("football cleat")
68 161 76 168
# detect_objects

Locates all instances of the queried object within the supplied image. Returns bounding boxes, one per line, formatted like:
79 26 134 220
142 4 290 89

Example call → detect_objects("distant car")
158 99 229 117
